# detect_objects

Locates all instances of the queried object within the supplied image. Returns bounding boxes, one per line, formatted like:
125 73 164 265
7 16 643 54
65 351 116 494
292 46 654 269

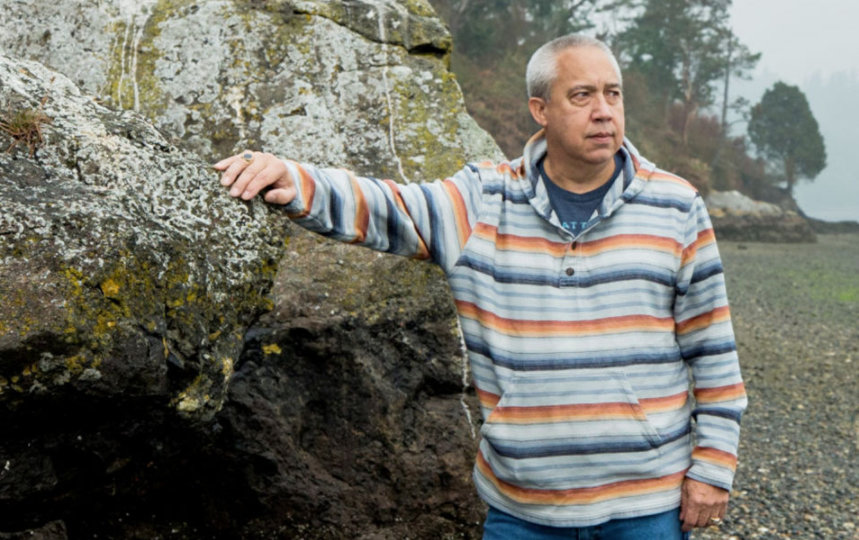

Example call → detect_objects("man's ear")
528 97 548 127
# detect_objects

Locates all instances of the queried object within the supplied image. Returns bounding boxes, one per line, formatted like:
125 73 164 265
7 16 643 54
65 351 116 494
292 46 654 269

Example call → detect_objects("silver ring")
709 517 722 526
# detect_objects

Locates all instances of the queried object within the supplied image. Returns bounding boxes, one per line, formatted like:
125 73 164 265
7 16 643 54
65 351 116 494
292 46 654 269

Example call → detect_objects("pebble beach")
696 233 858 540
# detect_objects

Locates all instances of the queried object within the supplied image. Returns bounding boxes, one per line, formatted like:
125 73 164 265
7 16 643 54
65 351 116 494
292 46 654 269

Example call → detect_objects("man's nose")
591 94 613 120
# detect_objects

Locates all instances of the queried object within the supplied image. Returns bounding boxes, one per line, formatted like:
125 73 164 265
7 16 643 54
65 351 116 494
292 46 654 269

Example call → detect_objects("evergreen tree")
747 82 827 195
615 0 756 146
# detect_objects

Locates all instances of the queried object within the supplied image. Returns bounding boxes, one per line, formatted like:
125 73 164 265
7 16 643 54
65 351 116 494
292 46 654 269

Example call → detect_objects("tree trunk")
721 35 733 132
784 156 797 194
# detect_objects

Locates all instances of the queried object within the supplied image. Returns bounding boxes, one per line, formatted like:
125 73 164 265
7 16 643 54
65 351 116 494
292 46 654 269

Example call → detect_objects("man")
215 34 746 539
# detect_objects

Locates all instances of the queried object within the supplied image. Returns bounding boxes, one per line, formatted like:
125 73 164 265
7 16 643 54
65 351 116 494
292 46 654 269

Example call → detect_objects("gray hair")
526 34 622 101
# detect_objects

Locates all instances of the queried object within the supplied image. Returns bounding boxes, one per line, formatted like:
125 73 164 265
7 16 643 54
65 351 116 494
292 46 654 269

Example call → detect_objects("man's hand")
214 151 297 205
679 478 729 532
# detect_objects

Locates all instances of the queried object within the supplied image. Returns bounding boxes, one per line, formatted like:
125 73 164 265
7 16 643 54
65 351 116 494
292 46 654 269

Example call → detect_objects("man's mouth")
588 132 614 142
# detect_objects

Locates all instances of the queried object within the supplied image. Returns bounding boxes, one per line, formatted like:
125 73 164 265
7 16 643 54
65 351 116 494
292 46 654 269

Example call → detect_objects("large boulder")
0 0 500 179
0 53 285 534
706 190 817 243
1 0 500 537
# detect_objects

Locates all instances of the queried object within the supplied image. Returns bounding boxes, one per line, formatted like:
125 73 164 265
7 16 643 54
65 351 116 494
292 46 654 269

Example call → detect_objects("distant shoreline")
806 216 859 234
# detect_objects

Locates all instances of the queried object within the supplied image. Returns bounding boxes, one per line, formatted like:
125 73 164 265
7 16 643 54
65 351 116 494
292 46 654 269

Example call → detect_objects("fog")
730 0 859 222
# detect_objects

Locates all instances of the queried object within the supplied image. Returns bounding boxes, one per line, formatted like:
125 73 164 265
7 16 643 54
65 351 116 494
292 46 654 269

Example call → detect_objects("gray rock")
0 0 502 178
706 190 784 216
706 190 817 243
0 54 285 419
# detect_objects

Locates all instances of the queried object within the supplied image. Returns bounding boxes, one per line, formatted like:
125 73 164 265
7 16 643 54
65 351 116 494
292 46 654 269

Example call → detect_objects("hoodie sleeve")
280 161 483 273
674 194 748 491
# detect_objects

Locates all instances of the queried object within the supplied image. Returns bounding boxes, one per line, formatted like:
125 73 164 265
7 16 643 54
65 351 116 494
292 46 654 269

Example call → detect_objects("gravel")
695 233 858 540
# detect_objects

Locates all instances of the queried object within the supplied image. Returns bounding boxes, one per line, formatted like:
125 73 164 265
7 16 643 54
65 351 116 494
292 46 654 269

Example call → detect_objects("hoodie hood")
519 129 656 225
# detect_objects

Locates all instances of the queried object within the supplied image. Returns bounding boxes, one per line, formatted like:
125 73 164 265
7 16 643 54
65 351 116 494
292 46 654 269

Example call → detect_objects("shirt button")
565 267 575 276
571 241 578 250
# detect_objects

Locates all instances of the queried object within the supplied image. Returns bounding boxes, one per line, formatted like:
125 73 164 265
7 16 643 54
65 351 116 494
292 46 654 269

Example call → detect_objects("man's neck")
543 155 617 194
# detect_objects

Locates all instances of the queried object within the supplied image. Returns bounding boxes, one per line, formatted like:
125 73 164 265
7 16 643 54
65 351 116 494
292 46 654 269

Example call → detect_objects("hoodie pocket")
479 369 666 484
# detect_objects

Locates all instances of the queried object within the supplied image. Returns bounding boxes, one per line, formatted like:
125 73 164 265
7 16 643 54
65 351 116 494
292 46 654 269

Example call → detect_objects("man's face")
529 46 625 170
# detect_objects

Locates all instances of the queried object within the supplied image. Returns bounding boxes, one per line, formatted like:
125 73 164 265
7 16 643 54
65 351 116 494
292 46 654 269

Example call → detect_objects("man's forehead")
554 48 622 84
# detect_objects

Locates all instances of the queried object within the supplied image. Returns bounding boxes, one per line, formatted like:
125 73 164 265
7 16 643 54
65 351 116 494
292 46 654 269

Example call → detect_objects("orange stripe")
646 170 696 190
516 161 527 178
383 179 430 259
692 447 738 470
495 162 522 179
455 301 674 337
694 382 746 403
579 234 684 257
442 179 471 248
476 451 685 505
286 164 317 219
472 227 684 259
347 172 369 244
676 306 731 335
476 388 501 409
489 402 647 424
681 228 716 266
473 223 568 257
639 391 688 414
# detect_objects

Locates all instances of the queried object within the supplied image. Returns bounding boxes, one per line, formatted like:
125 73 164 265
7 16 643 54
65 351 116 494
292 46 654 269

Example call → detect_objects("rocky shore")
697 233 858 540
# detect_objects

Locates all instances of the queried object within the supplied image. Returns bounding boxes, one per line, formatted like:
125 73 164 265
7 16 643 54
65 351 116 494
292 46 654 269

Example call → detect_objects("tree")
428 0 606 156
431 1 602 63
717 33 759 132
615 0 756 146
747 82 826 194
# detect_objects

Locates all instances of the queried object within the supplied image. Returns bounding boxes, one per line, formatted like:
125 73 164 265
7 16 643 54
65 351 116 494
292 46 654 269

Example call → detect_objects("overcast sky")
729 0 859 222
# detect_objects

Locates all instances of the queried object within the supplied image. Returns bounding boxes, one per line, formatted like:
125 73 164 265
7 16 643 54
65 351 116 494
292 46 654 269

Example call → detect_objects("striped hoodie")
281 131 747 527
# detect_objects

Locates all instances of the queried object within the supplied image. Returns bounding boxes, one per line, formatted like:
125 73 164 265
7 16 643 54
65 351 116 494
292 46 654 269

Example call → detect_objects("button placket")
560 239 579 285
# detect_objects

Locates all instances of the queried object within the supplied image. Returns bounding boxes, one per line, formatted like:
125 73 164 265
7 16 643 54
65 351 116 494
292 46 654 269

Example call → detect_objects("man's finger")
213 155 239 170
681 505 700 532
240 164 280 200
263 186 297 205
219 154 252 187
229 159 268 198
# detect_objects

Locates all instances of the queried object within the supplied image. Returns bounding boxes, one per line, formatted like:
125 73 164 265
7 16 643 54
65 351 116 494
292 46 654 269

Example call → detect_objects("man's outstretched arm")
214 151 483 270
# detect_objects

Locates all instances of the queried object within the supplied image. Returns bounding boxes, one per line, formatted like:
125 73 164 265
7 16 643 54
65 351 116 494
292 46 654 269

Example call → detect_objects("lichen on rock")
0 1 501 537
0 55 285 418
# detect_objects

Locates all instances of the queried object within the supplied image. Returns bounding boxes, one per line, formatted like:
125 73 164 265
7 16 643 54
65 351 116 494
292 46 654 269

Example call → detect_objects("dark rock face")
221 264 483 537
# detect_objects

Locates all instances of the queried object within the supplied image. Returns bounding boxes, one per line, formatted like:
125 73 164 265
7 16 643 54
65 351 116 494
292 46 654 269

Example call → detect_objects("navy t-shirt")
538 153 624 236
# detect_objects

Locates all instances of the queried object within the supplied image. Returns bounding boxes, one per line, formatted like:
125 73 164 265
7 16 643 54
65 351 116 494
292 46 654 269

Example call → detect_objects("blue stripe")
455 255 675 288
420 184 444 263
693 407 743 423
375 178 402 254
488 425 690 458
317 185 345 239
680 341 737 361
484 183 531 204
465 338 682 371
690 261 724 285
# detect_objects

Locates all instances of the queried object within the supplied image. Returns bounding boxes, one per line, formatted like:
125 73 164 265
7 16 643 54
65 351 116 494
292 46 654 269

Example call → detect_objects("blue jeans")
483 506 692 540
